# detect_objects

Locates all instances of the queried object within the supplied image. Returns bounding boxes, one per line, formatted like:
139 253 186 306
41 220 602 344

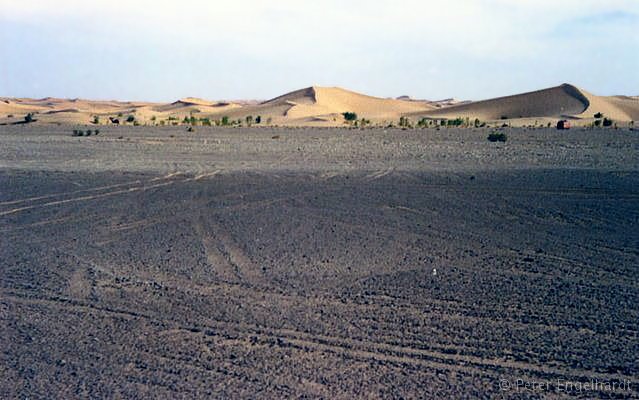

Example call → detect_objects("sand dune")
199 86 435 125
407 84 589 120
1 84 637 127
270 86 434 121
406 84 639 125
580 92 639 121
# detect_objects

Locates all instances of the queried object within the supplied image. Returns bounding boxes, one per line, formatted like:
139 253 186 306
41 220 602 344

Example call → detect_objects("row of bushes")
72 129 99 137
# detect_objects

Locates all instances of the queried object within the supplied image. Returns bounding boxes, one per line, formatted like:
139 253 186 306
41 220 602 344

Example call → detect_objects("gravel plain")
1 125 638 398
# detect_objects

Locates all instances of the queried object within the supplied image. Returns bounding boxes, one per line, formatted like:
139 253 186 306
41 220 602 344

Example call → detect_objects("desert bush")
246 115 253 125
94 129 100 135
24 113 35 123
72 129 81 136
85 129 92 136
126 115 135 123
187 126 194 132
342 112 358 121
603 118 613 127
500 115 508 120
201 118 211 126
447 118 464 127
92 115 100 124
255 115 262 124
594 112 603 119
221 116 229 126
487 132 507 142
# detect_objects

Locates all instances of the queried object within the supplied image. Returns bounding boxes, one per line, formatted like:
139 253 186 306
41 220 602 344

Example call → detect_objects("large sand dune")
199 86 436 125
1 84 637 127
407 84 639 124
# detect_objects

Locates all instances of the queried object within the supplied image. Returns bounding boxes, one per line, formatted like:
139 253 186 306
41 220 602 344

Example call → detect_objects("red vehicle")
557 120 571 130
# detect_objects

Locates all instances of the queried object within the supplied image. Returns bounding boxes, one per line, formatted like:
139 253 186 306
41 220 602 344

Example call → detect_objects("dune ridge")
407 84 590 120
1 84 637 126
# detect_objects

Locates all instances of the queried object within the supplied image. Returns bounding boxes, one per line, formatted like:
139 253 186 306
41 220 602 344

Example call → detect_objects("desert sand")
2 84 637 128
408 84 639 125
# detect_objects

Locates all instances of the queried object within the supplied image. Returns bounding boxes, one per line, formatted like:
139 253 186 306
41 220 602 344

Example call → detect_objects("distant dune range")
1 84 637 126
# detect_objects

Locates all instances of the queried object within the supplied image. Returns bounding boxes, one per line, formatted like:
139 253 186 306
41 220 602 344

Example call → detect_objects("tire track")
3 288 637 388
0 171 222 218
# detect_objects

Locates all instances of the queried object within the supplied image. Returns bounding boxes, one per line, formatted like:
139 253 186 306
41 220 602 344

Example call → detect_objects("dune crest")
408 84 589 121
1 84 637 126
407 84 639 124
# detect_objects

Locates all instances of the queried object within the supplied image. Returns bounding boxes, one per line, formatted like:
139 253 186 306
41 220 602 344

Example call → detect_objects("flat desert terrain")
1 125 638 398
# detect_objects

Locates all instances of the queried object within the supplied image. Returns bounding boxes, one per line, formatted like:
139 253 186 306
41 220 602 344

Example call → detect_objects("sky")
0 0 638 102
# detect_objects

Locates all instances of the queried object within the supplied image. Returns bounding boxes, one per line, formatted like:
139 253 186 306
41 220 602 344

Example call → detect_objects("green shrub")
594 112 603 119
255 115 262 124
447 118 464 127
92 115 100 124
399 116 410 127
603 118 613 127
85 129 92 136
342 112 357 121
24 113 35 123
126 115 135 123
487 132 507 142
221 116 229 126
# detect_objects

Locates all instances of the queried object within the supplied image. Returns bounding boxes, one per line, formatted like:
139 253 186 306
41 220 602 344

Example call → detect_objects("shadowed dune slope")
406 84 639 122
407 84 590 120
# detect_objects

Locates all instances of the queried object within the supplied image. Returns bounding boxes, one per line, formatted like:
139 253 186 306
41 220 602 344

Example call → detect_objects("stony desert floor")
1 126 638 398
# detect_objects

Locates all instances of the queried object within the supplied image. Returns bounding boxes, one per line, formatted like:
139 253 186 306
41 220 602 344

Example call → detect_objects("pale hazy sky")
1 0 638 101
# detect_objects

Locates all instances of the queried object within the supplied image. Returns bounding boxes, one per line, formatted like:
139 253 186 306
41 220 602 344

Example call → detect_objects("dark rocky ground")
1 126 638 398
